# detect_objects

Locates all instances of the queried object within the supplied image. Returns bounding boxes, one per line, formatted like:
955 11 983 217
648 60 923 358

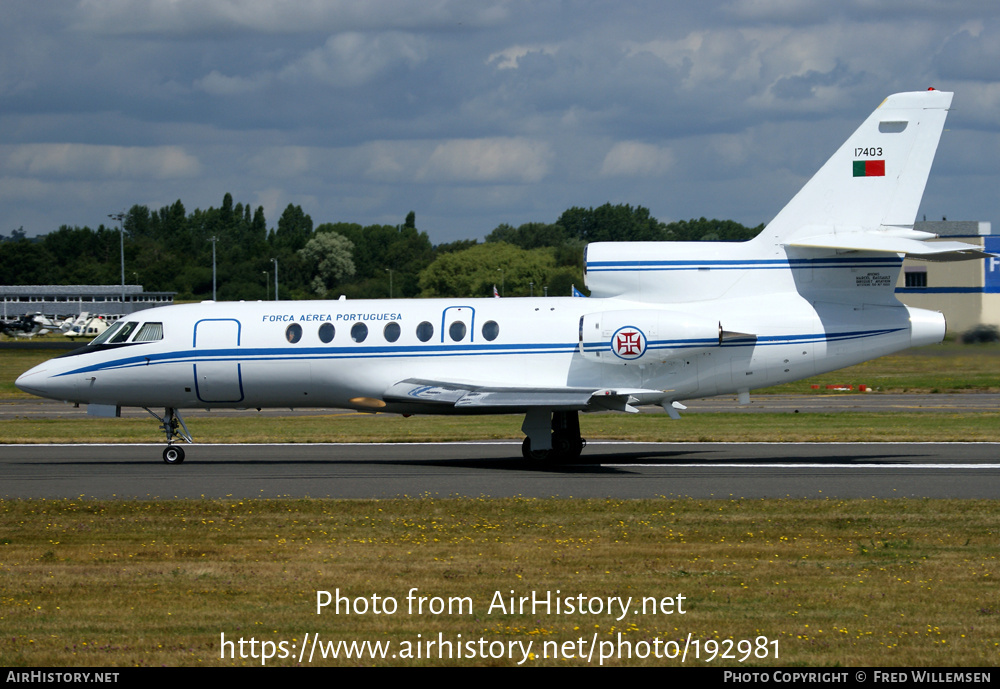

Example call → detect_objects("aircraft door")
192 318 244 403
441 306 475 344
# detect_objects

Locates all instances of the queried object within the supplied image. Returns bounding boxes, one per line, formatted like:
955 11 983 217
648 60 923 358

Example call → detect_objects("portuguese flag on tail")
853 160 885 177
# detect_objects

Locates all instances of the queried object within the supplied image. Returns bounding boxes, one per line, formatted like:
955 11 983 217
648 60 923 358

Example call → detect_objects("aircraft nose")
15 365 54 398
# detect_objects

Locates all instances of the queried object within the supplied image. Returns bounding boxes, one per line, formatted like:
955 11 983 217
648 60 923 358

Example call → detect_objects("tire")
521 437 551 462
553 435 582 462
163 446 185 464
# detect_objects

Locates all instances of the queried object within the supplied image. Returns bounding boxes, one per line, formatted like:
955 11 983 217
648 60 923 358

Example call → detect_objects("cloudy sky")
3 1 999 244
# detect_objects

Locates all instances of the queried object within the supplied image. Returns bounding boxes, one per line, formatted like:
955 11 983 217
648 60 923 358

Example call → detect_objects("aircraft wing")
382 378 662 412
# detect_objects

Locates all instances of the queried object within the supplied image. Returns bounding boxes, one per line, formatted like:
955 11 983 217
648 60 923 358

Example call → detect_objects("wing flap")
383 378 663 412
382 379 476 405
455 389 596 408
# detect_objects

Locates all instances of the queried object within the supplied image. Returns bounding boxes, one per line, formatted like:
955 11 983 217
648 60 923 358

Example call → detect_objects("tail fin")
753 89 983 260
584 90 986 302
761 89 952 240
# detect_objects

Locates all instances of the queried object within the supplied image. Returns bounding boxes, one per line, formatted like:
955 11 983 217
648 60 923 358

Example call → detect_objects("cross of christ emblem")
612 327 646 359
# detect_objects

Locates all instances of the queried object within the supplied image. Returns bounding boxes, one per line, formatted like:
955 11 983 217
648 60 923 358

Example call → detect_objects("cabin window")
416 321 433 342
285 323 303 343
449 321 467 342
351 322 368 342
318 323 335 343
482 320 500 341
384 322 401 342
133 322 164 342
109 321 139 344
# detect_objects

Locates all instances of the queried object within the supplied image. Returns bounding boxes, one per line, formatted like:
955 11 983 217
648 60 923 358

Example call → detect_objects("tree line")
0 194 763 300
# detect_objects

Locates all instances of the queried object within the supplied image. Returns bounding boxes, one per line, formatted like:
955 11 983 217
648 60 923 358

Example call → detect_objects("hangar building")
895 221 998 334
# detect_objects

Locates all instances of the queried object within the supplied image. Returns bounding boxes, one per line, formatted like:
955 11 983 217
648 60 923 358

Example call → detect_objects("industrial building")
895 221 998 334
0 285 174 320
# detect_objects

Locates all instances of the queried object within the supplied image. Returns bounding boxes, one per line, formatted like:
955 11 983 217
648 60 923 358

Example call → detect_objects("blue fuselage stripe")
587 257 903 272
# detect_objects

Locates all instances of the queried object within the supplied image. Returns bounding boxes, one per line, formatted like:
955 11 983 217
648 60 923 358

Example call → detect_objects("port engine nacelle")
579 309 724 365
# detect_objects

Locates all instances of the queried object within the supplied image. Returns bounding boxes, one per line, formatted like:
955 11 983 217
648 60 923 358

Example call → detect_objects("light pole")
385 268 394 298
496 268 504 297
108 212 126 305
271 258 279 300
209 236 217 300
529 281 534 297
263 271 269 301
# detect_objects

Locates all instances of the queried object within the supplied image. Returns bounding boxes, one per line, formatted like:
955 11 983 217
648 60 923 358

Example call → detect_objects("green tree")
485 222 568 250
556 203 666 242
433 239 478 255
663 217 763 241
0 234 54 284
298 232 356 297
419 242 557 298
319 217 434 298
272 204 313 253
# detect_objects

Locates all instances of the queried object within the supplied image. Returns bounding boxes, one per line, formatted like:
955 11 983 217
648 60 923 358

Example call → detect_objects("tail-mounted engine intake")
579 309 724 365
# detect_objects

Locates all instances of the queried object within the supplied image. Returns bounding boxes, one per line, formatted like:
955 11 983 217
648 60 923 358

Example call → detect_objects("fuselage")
15 293 942 414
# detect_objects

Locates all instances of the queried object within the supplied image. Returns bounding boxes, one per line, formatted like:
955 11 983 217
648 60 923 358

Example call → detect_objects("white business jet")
16 90 989 464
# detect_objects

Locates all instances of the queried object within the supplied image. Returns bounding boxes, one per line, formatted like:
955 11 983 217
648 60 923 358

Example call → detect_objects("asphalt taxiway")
2 441 998 500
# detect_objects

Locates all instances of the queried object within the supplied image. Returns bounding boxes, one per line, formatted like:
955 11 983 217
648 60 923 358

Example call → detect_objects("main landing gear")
521 410 586 463
143 407 193 464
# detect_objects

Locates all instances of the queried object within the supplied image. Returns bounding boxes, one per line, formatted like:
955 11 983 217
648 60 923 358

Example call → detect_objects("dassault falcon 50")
16 89 988 463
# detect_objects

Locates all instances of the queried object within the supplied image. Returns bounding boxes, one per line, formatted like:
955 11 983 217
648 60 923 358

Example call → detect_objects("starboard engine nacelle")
578 309 723 365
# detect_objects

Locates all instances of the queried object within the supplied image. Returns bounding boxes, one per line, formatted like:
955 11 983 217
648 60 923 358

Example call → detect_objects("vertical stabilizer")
585 90 981 303
753 89 953 246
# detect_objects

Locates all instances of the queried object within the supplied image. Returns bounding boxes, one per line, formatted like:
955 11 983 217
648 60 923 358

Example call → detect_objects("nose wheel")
163 446 186 464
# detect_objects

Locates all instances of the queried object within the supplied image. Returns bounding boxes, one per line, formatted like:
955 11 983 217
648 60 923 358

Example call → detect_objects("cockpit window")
89 321 124 346
109 321 139 344
133 322 164 342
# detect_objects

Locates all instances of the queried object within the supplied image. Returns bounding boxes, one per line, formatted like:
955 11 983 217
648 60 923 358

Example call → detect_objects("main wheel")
163 446 185 464
521 437 551 462
553 434 584 462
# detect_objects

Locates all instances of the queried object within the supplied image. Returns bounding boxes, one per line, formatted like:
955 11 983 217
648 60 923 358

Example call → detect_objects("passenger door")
192 318 244 403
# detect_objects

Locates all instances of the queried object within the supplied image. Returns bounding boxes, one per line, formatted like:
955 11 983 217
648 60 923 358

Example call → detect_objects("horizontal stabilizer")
787 233 991 261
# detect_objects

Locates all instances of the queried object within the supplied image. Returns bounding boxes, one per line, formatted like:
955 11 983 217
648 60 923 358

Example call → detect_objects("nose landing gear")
144 407 193 464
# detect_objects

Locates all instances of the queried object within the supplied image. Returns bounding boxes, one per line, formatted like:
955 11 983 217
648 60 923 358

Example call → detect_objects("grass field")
1 497 998 667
